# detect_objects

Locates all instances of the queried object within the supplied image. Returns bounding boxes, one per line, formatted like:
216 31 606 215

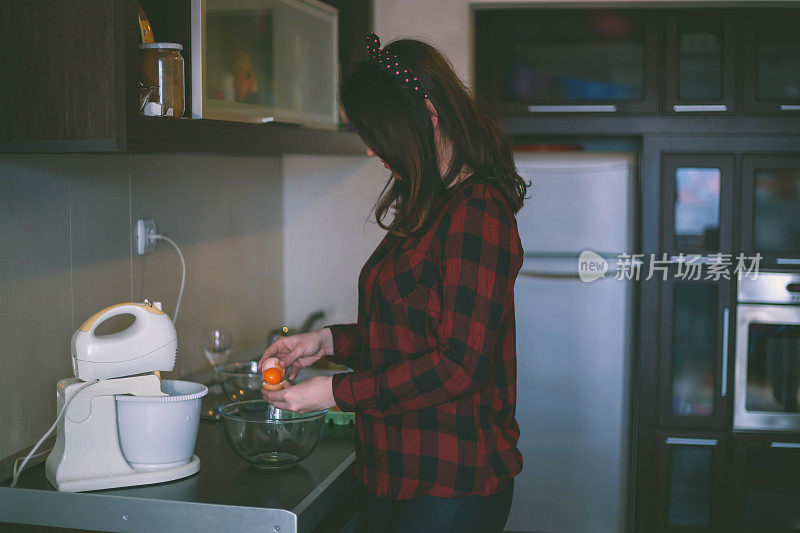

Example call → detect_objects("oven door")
735 304 800 431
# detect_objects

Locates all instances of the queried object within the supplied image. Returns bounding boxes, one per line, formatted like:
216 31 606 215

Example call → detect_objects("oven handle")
721 307 730 397
771 442 800 449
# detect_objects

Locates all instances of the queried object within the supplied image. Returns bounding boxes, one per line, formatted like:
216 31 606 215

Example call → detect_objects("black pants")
360 479 514 533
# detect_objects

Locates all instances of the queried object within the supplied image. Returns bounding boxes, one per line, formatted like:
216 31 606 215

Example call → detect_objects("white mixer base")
129 458 192 471
49 455 200 493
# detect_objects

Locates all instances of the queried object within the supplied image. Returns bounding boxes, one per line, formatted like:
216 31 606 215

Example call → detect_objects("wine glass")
202 327 233 373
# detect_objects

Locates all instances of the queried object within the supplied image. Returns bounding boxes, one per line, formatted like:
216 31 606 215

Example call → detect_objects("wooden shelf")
122 0 367 157
125 116 365 155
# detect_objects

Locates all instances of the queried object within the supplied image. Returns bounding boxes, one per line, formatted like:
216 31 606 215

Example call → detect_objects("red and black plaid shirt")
328 176 524 500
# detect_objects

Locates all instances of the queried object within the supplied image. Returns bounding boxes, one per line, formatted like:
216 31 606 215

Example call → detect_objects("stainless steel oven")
735 272 800 431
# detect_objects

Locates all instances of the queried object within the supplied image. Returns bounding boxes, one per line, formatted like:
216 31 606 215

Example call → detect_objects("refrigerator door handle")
519 270 582 280
521 252 626 281
520 269 621 280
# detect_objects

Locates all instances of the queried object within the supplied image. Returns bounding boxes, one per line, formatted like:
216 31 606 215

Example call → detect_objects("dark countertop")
0 419 356 533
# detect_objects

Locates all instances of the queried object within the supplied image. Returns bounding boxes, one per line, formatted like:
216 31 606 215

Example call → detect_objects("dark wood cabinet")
477 6 800 127
659 273 733 430
474 8 659 116
742 8 800 115
637 136 800 533
661 154 735 258
0 0 368 155
655 431 729 532
732 434 800 532
740 155 800 268
0 0 120 149
663 11 736 115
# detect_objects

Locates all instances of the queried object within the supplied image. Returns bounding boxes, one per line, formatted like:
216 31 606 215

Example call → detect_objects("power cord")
149 232 186 323
10 379 99 488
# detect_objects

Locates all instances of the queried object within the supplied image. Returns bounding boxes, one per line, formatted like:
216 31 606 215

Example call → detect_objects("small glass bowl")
218 400 327 469
216 361 263 402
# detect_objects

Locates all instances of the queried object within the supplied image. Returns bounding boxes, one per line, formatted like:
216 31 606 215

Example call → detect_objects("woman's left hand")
262 375 337 413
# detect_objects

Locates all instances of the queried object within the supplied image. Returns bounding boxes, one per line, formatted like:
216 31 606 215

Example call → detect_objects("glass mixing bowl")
218 400 327 469
216 361 263 401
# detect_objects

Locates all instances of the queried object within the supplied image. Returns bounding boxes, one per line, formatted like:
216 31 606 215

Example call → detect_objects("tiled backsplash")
0 153 284 459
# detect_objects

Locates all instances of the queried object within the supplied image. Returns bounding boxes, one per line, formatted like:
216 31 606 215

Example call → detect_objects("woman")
260 33 528 533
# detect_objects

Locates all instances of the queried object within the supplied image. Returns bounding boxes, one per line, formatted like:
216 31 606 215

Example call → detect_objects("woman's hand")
262 376 336 413
258 328 334 380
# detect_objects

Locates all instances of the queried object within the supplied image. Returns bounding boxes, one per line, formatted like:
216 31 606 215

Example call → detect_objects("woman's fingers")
262 388 289 410
262 338 286 358
286 364 300 381
259 337 291 370
262 376 335 413
274 343 306 369
262 382 297 410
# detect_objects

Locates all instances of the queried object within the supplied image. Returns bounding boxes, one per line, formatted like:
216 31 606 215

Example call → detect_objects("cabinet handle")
527 105 618 113
665 437 718 446
777 258 800 265
721 307 729 397
668 255 726 264
780 105 800 111
673 104 727 112
771 442 800 449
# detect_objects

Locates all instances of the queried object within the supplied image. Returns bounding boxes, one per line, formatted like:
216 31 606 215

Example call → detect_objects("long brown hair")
341 37 528 236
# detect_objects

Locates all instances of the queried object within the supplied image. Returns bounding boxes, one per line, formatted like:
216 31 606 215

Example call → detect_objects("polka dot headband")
365 32 428 99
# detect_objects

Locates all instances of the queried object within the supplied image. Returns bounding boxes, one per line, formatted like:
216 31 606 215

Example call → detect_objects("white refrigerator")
506 152 635 533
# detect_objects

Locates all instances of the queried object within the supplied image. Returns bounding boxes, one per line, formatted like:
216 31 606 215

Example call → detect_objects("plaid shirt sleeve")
326 323 360 369
331 191 520 415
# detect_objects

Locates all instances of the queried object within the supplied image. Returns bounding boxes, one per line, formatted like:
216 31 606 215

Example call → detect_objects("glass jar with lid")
139 42 185 118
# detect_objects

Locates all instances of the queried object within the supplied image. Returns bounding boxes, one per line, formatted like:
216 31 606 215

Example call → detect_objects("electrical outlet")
136 219 158 255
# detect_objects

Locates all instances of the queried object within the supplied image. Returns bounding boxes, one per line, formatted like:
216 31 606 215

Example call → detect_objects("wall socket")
136 219 158 255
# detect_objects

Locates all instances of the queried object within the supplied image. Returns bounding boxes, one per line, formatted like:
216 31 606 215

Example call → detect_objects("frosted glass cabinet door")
475 8 658 114
661 155 734 258
741 156 800 266
734 435 800 533
656 433 726 533
194 0 338 127
664 10 735 114
659 276 732 429
743 8 800 114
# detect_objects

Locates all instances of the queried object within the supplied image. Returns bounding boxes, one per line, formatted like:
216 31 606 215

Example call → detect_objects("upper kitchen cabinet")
0 0 369 155
742 8 800 114
0 0 119 149
474 8 658 115
663 10 736 115
740 156 800 267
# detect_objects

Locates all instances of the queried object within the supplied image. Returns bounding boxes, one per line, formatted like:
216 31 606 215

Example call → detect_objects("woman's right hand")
258 328 334 380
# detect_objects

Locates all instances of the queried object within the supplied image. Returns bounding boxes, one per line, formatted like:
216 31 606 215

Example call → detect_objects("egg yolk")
262 366 284 385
